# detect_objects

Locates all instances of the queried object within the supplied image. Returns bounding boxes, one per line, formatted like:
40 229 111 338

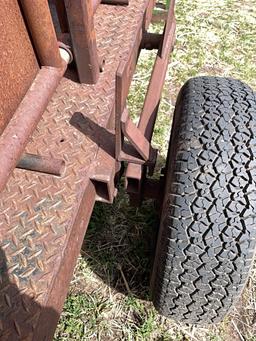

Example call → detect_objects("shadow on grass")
81 184 160 301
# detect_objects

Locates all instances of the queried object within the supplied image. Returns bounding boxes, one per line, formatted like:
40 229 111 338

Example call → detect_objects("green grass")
55 0 256 340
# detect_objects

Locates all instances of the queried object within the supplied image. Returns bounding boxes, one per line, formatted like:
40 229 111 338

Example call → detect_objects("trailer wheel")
152 76 256 324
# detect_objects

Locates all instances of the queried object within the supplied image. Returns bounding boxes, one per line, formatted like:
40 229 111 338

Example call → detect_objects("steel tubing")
17 153 66 176
20 0 62 67
0 63 67 192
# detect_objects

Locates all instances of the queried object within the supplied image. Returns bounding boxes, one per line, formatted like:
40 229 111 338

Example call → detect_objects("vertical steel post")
64 0 100 84
20 0 62 68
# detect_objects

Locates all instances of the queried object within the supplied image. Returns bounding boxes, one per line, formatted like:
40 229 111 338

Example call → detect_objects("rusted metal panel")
0 64 67 194
64 0 100 84
0 1 149 339
0 1 38 134
34 180 97 341
20 0 62 68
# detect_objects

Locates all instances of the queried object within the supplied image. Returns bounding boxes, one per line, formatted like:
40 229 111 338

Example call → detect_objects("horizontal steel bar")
17 153 66 176
0 63 67 193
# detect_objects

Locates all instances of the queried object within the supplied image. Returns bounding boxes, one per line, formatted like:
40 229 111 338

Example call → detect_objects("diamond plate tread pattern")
0 1 148 339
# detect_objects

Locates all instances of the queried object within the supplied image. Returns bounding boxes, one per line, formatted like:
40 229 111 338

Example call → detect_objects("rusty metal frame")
124 0 176 204
0 65 68 193
115 5 159 167
64 0 100 84
114 0 176 205
0 0 176 339
0 0 69 194
20 0 62 68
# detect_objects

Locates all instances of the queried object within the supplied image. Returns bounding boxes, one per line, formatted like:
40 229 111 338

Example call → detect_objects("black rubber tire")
152 76 256 324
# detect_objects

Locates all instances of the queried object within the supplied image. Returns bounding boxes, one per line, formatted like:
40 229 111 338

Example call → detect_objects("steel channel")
0 63 67 193
20 0 62 68
17 153 66 176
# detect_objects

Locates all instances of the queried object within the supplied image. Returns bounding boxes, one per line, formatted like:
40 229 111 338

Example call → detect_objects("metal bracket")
121 109 156 161
90 147 119 204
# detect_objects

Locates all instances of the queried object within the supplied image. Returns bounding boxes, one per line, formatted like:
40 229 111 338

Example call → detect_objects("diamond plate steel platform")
0 1 149 339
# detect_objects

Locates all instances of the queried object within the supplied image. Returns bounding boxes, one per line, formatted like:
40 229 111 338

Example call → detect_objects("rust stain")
0 1 38 134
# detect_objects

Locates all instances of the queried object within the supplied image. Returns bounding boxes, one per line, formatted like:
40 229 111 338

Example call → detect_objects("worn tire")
152 76 256 324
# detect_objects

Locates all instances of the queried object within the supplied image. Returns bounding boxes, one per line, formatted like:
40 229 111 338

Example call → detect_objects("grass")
54 0 256 340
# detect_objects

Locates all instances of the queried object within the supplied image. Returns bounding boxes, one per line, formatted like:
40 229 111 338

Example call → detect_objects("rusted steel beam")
54 0 69 33
120 143 157 165
115 22 143 158
144 0 156 30
17 153 66 176
90 148 118 204
125 1 176 204
121 109 154 161
64 0 100 84
139 22 176 138
20 0 62 68
0 63 68 193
